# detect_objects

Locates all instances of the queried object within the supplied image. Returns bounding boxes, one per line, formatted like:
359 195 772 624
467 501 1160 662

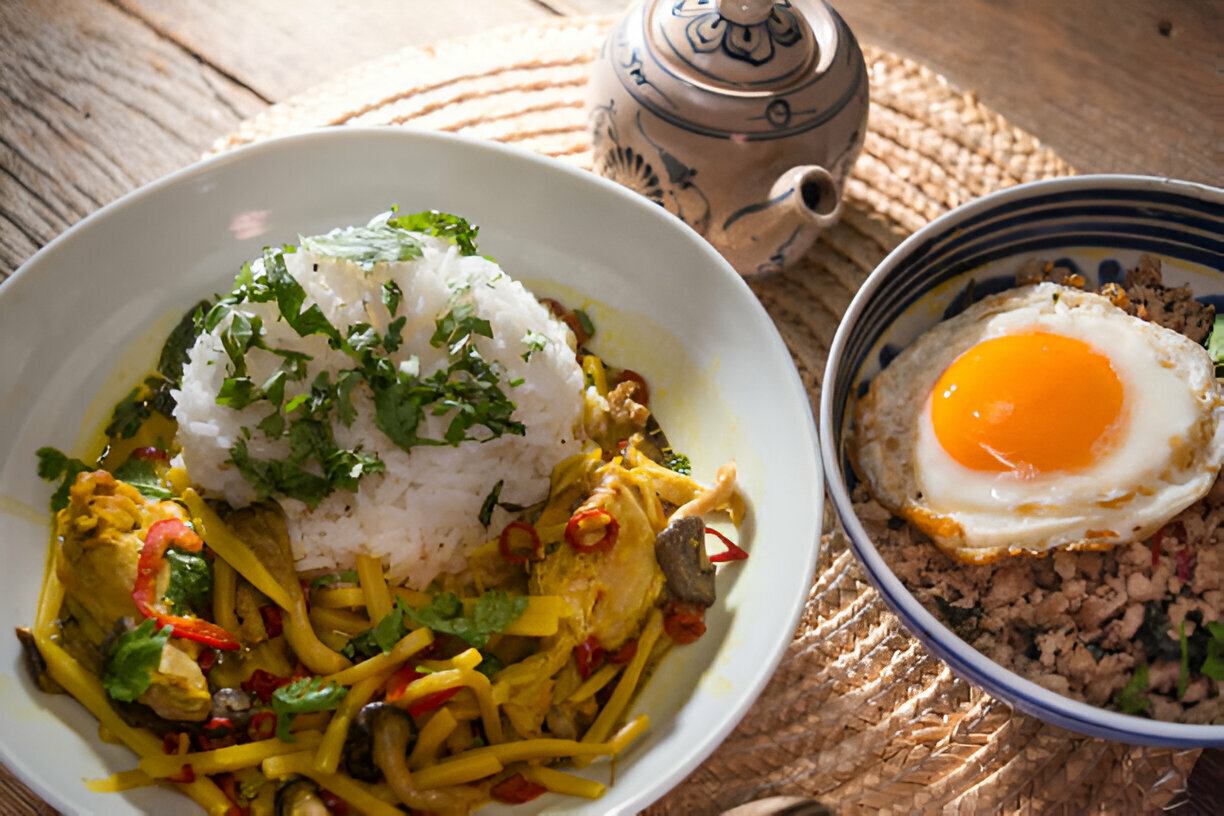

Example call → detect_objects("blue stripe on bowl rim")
820 174 1224 746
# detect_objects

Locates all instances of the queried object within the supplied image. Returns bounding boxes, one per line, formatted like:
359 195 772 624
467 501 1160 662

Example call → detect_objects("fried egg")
851 282 1224 563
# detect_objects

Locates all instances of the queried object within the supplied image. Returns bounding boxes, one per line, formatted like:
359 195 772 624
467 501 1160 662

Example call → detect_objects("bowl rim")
0 126 824 812
820 173 1224 746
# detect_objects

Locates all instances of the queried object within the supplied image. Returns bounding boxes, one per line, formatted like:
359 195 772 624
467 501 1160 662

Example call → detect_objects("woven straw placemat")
216 18 1201 814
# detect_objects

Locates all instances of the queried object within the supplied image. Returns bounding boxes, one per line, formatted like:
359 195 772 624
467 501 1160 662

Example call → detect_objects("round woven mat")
216 18 1201 814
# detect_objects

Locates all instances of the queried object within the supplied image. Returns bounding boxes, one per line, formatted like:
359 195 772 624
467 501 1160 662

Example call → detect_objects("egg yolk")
930 331 1124 475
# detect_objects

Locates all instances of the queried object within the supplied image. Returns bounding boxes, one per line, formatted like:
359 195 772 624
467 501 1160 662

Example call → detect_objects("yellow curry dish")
21 211 747 815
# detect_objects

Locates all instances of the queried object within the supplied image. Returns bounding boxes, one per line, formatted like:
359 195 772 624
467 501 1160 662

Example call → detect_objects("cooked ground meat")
857 255 1223 723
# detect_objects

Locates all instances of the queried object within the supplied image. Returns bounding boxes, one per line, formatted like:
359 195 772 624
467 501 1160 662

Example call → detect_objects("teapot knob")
717 0 777 25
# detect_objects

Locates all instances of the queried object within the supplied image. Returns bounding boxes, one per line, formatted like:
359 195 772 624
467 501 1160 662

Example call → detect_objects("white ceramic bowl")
0 128 823 814
821 174 1224 747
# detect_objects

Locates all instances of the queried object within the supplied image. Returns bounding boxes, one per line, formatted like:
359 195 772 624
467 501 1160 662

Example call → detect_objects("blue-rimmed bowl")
820 174 1224 746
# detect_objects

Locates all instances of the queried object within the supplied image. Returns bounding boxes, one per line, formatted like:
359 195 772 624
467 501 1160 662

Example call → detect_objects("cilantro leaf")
158 301 208 384
35 446 93 513
387 210 480 256
105 386 153 440
382 280 403 316
111 456 173 501
103 619 170 703
406 590 527 649
479 480 504 528
162 547 213 616
521 329 547 362
271 677 347 742
300 225 424 270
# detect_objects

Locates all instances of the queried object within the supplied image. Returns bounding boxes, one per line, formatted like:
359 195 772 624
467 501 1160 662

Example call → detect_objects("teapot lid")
648 0 818 91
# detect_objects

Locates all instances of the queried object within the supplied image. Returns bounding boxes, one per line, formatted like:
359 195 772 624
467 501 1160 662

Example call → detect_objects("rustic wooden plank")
835 0 1220 185
0 0 265 281
115 0 557 101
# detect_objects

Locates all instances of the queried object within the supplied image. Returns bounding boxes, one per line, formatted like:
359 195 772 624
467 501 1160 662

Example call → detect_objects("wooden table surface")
1 0 1220 813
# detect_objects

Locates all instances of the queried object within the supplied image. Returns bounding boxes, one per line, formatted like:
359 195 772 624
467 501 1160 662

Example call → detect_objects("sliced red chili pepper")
575 635 605 679
1151 528 1164 567
407 687 462 717
384 664 422 705
609 639 638 665
498 521 540 564
259 605 284 638
705 527 749 563
613 368 650 406
203 716 234 738
491 773 548 805
132 518 240 651
132 446 168 461
662 600 707 645
162 732 182 755
565 508 619 553
242 668 293 703
248 710 277 741
198 648 217 673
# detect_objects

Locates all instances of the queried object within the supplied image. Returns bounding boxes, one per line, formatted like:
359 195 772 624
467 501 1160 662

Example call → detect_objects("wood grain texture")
834 0 1223 185
115 0 555 101
0 0 1221 813
0 0 265 280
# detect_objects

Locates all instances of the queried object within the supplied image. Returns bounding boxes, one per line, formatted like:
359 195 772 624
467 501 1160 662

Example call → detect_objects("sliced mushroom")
367 703 480 812
342 702 411 783
275 776 329 816
654 515 716 607
209 687 255 733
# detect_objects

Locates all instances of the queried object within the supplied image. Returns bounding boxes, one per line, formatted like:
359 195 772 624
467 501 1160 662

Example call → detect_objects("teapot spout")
770 164 842 230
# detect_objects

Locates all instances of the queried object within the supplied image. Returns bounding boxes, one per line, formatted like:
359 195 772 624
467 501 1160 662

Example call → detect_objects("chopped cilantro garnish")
35 446 93 513
387 210 480 256
161 546 212 616
521 329 547 362
664 450 692 476
405 590 527 649
300 224 424 270
102 619 171 703
111 456 173 501
309 568 359 590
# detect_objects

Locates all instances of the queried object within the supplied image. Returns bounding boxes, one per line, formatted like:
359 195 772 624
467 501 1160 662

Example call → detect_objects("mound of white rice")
174 233 585 588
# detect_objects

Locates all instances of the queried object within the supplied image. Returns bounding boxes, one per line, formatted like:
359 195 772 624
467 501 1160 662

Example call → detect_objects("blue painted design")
722 187 792 231
756 224 803 276
669 0 803 69
619 8 867 141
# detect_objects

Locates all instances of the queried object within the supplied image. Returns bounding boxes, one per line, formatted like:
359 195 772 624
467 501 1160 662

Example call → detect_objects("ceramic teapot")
587 0 869 277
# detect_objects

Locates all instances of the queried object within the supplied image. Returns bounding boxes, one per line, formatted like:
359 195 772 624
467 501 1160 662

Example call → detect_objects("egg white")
851 283 1224 563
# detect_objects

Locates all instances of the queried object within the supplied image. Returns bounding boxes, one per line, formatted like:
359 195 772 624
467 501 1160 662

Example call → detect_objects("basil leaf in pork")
35 446 93 513
103 619 170 703
271 677 347 742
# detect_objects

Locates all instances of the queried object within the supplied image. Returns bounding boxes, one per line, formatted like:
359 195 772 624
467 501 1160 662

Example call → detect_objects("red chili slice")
1151 527 1164 567
242 668 293 703
705 527 748 563
384 664 421 705
498 521 540 564
132 446 169 461
662 600 707 645
407 687 462 717
539 298 589 346
613 369 650 406
132 518 240 651
248 710 277 741
565 508 619 553
491 774 548 805
609 639 638 665
575 635 606 679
